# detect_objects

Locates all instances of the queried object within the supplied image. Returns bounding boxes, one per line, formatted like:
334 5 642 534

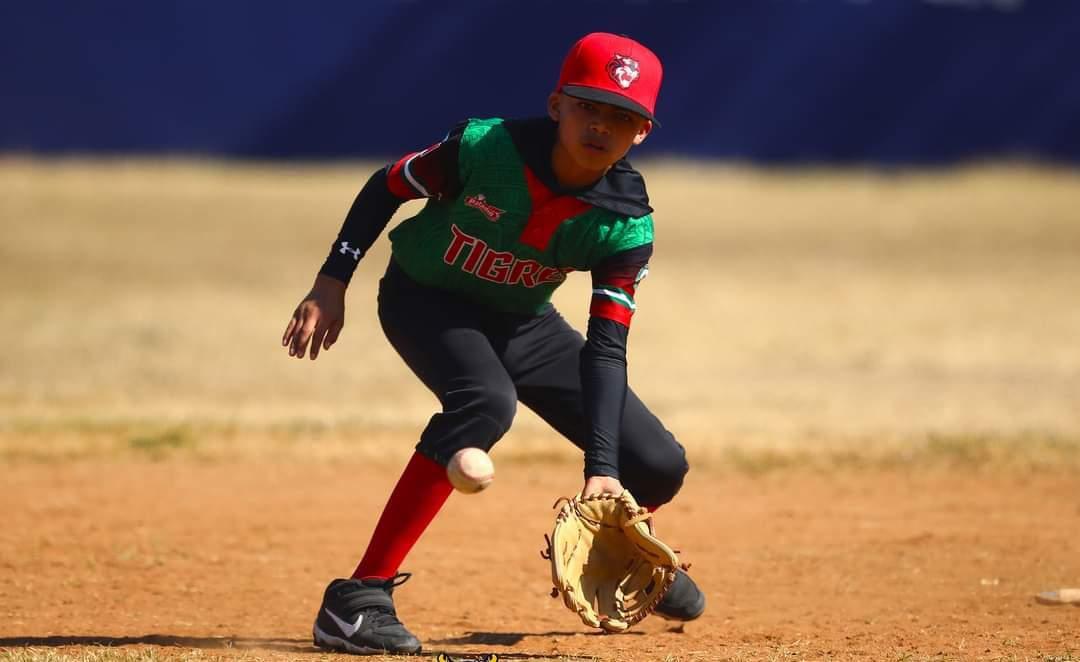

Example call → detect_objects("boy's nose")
589 119 611 135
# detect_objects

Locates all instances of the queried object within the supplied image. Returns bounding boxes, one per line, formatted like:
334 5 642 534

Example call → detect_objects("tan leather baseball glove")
543 490 680 632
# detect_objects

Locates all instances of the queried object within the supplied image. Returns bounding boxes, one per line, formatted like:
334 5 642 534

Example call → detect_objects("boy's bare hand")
282 274 347 360
582 475 624 498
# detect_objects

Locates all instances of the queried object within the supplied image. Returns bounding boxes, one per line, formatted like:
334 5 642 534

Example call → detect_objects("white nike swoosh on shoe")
325 607 364 637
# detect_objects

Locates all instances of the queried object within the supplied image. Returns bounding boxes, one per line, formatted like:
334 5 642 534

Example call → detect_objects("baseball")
447 447 494 494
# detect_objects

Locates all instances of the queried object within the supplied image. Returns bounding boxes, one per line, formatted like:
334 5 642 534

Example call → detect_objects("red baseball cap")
556 32 663 126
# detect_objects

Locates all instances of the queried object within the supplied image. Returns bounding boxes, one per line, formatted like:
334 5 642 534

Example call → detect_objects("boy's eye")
617 113 633 122
577 101 594 111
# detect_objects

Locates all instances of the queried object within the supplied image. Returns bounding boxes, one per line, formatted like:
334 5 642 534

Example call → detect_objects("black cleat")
313 573 422 655
655 568 706 622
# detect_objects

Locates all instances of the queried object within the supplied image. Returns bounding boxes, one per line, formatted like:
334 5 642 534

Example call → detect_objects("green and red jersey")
323 117 654 329
318 117 658 479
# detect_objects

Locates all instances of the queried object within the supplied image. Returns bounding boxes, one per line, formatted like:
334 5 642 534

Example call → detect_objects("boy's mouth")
583 141 607 152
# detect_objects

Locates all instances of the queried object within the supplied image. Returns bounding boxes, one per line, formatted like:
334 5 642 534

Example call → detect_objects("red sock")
351 451 453 580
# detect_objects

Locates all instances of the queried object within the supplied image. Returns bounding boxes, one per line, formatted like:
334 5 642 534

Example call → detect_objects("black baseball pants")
377 259 688 507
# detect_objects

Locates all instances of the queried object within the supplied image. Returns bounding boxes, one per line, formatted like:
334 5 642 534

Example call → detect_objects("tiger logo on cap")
607 54 640 89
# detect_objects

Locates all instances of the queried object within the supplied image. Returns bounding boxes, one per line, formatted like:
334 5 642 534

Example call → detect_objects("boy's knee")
651 449 690 505
474 388 517 436
623 445 689 508
417 384 517 464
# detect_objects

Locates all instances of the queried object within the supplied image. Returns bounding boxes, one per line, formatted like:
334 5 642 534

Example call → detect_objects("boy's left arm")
580 243 652 496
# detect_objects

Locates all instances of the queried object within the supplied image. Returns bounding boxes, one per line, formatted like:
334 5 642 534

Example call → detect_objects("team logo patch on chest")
464 193 505 222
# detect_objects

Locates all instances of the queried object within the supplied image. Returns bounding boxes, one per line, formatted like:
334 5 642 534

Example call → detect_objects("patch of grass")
923 432 999 466
1 415 1079 476
706 431 1080 476
718 446 802 476
896 431 1080 472
128 427 196 457
0 418 576 465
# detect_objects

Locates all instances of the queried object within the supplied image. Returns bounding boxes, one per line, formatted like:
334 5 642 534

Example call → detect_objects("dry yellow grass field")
2 158 1078 463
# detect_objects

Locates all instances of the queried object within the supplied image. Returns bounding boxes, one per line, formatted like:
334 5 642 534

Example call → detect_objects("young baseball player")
282 32 705 655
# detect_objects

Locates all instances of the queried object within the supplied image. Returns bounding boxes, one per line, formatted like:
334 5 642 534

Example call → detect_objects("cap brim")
562 85 660 127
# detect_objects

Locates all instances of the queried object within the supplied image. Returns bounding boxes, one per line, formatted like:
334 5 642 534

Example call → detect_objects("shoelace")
376 572 413 594
339 573 414 627
363 609 406 628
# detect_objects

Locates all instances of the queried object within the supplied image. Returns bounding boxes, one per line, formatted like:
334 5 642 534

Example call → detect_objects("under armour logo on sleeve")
339 241 362 261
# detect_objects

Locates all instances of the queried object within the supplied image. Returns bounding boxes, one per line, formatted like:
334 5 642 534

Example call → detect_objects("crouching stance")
283 32 704 655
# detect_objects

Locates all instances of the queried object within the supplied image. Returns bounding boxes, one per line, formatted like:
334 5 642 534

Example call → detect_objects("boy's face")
547 92 652 172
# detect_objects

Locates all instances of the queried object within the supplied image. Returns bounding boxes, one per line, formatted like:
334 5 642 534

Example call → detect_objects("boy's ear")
632 120 653 146
547 93 562 122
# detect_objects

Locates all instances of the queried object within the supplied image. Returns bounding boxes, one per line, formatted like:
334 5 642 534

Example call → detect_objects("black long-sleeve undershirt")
580 316 630 479
318 168 404 286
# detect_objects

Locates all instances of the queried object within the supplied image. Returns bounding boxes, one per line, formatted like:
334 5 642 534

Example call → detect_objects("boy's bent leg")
358 262 519 561
351 452 453 580
378 261 518 464
503 310 688 507
611 391 689 507
354 263 517 580
332 447 450 653
538 385 688 507
322 263 521 653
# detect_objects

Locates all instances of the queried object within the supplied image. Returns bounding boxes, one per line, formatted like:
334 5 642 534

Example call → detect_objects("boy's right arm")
282 167 404 360
282 124 465 360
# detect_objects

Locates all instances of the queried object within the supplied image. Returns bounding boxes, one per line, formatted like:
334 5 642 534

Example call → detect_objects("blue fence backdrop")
2 1 1078 164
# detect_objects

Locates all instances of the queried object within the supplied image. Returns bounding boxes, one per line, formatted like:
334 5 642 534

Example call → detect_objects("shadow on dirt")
0 635 602 660
430 630 645 646
0 635 314 653
431 655 594 661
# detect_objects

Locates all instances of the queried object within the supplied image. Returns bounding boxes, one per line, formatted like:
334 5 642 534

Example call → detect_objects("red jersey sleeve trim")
385 128 463 201
386 150 426 199
589 297 634 327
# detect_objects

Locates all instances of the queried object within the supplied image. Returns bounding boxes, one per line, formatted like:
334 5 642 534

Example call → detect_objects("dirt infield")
2 458 1078 661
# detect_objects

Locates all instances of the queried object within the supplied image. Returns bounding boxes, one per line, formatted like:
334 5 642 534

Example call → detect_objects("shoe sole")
656 608 705 623
313 623 422 655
